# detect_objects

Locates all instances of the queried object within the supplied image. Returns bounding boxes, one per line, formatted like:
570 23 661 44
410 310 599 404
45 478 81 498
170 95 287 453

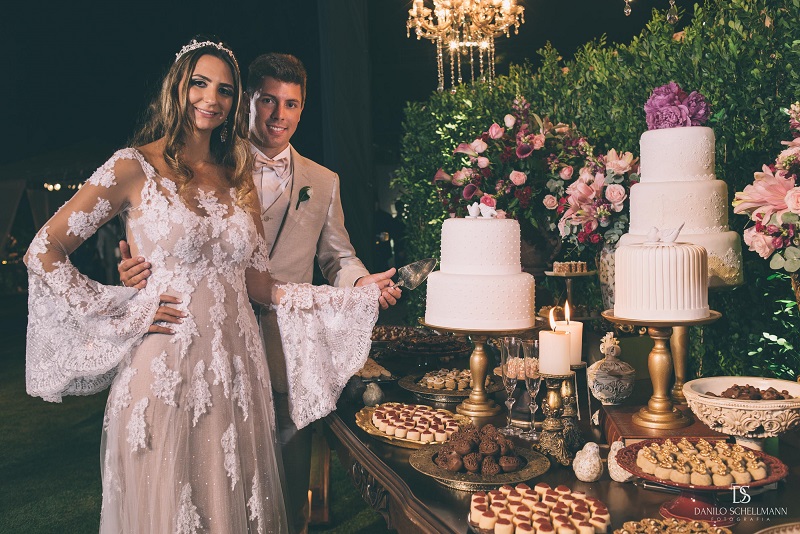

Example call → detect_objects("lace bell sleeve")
244 211 379 429
24 152 159 402
273 283 379 429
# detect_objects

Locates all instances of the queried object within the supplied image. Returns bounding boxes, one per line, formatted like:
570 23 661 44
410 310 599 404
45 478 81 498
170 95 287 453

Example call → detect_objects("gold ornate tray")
354 406 471 450
409 443 550 491
398 373 504 403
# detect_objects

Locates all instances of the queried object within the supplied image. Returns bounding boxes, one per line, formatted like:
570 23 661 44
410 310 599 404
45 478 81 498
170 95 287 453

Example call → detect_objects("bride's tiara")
175 39 238 68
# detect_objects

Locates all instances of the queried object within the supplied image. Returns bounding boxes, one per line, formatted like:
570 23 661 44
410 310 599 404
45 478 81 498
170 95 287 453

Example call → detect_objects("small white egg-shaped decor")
608 440 635 483
573 442 604 482
362 383 385 407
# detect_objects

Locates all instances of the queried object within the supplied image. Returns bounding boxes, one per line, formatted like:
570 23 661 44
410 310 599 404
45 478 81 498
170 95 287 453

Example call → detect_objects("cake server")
394 258 437 290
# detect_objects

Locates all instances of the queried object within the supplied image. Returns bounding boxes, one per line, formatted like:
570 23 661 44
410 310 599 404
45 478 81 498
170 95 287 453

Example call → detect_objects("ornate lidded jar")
587 332 635 405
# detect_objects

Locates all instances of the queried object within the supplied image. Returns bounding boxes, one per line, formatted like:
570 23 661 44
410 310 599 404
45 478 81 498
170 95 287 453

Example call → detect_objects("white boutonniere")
296 186 312 209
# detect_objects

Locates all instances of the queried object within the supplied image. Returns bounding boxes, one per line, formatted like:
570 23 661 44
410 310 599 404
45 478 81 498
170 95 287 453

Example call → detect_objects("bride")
24 38 379 533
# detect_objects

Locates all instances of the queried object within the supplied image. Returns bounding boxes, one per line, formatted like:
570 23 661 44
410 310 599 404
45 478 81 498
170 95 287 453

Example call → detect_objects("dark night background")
1 0 699 273
4 0 698 166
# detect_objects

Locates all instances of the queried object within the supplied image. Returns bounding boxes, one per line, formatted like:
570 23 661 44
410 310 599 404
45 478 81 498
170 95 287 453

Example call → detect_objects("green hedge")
395 0 800 379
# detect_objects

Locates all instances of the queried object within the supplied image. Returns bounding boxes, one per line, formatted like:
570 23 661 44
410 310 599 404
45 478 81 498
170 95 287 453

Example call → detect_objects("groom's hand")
356 268 402 309
118 240 151 289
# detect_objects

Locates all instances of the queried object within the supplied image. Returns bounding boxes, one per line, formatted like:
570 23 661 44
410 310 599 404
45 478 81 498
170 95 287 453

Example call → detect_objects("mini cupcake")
711 459 734 486
637 449 658 475
499 455 522 473
534 482 551 496
670 461 692 484
653 459 674 481
747 457 768 481
690 460 713 486
463 452 482 473
513 514 533 526
482 456 501 476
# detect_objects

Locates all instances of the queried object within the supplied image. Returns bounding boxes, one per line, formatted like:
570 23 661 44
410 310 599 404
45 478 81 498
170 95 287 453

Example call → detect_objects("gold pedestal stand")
601 310 721 430
670 326 689 405
419 320 540 419
536 373 574 466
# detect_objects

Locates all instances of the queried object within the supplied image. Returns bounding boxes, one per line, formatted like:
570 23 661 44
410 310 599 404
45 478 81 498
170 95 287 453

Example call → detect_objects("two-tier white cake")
618 126 743 287
424 218 535 330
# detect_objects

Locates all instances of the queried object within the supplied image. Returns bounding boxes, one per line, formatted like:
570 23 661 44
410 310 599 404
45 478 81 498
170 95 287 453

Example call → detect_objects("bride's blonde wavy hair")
131 38 255 210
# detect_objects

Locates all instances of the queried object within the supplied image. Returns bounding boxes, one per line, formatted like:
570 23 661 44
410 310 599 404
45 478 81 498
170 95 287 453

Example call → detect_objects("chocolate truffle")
499 455 522 473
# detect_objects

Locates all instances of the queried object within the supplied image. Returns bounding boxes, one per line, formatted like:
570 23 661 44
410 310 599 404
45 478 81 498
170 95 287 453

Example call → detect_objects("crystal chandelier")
624 0 679 24
407 0 525 92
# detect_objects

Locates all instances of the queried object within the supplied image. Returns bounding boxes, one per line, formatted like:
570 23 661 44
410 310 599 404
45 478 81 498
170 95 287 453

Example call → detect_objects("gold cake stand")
601 310 721 430
418 319 544 419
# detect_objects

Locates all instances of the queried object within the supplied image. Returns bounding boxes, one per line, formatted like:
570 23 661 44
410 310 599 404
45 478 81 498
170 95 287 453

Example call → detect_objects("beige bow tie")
254 153 289 181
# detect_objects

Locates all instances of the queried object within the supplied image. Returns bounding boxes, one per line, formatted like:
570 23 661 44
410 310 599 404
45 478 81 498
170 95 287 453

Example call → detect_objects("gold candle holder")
561 372 585 453
535 373 573 466
601 310 721 430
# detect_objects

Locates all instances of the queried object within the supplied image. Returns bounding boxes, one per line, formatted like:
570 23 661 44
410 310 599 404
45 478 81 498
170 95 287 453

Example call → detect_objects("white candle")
556 302 583 365
555 302 583 365
539 309 571 375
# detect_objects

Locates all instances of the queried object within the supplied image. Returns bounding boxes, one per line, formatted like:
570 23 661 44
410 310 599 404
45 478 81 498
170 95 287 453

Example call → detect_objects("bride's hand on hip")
148 294 185 334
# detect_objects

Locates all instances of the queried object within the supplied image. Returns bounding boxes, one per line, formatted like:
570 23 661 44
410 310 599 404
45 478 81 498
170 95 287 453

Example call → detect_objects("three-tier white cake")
424 218 535 330
618 126 743 287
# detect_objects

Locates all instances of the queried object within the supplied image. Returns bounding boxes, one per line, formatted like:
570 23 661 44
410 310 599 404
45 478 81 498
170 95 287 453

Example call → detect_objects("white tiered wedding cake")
618 126 743 287
425 218 535 330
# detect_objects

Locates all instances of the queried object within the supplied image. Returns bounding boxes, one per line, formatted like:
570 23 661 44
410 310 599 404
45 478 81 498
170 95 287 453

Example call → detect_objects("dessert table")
324 385 800 533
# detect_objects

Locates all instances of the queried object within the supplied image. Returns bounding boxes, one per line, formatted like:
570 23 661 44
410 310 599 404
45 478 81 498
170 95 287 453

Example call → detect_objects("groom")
119 53 400 533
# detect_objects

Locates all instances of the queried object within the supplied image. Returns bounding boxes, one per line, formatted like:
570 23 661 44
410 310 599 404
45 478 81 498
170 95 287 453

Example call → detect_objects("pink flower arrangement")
733 102 800 272
555 152 638 250
433 96 636 252
645 82 710 130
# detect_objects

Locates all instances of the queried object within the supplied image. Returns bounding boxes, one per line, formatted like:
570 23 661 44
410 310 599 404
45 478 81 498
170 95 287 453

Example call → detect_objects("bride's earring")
220 119 229 143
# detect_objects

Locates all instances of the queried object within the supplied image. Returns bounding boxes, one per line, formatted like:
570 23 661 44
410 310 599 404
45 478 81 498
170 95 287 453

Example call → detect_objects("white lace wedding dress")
25 149 378 533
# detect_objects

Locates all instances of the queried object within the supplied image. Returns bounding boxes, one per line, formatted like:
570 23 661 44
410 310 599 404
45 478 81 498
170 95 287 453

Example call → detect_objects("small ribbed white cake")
614 240 709 321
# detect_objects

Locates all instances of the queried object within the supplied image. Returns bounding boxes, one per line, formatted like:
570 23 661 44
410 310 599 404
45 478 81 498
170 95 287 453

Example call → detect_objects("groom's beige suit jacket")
258 146 369 393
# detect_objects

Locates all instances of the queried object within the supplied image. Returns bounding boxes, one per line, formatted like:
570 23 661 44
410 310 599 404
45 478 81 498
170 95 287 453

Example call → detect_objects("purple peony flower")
683 91 710 126
647 104 692 130
644 82 685 115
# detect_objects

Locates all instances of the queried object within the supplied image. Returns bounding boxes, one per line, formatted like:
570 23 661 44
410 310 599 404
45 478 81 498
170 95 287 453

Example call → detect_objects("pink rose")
559 166 574 180
477 157 490 169
452 168 470 186
605 184 627 211
488 123 505 139
480 194 496 208
785 187 800 214
471 138 488 154
543 195 558 210
509 170 527 186
495 209 507 219
743 226 776 259
504 114 516 128
532 134 546 150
